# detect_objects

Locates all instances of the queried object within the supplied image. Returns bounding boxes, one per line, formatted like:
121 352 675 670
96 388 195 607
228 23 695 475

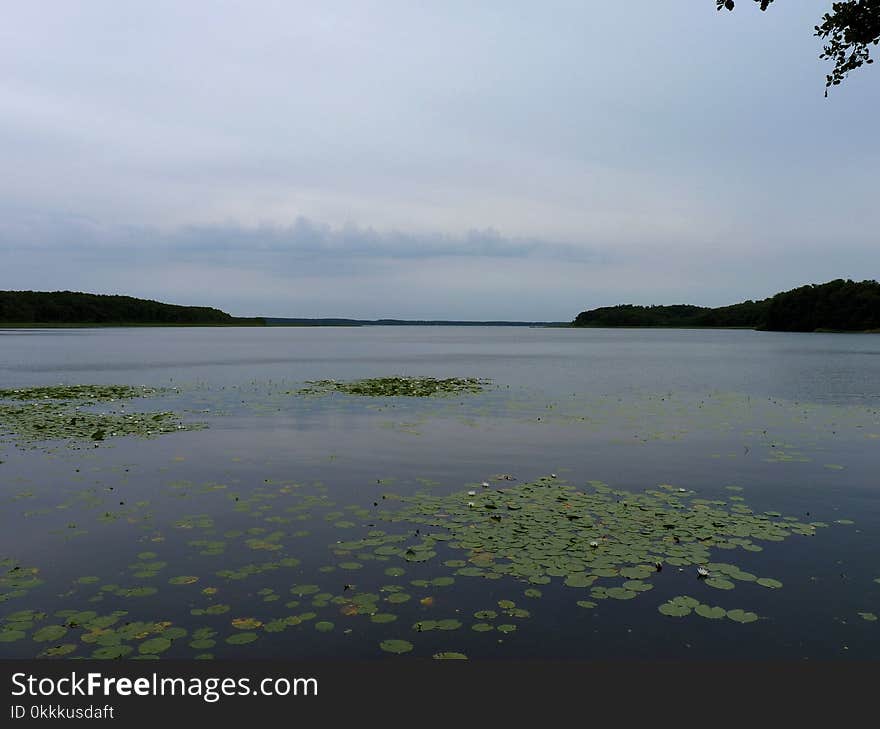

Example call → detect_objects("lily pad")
0 630 26 643
226 632 259 645
704 578 735 591
695 604 726 620
756 578 783 589
33 625 68 643
658 602 691 617
379 639 414 654
92 645 133 659
138 637 172 655
726 609 759 624
370 613 398 624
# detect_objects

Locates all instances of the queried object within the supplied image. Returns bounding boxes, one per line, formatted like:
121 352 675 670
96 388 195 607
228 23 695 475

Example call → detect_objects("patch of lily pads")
1 559 43 603
657 596 759 623
346 476 820 621
295 377 490 398
0 472 852 660
0 384 199 444
0 385 163 402
0 606 192 658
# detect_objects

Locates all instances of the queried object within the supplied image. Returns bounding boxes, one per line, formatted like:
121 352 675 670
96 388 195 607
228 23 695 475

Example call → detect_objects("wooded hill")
0 291 265 326
572 280 880 332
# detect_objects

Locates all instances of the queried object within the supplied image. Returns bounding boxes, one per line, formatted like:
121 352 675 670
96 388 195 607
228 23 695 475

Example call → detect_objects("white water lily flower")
467 502 475 508
697 566 710 578
480 481 490 488
589 540 600 548
467 490 476 496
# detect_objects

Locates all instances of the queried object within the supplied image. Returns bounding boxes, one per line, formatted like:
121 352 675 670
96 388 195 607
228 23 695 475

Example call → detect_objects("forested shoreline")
572 280 880 332
0 291 265 326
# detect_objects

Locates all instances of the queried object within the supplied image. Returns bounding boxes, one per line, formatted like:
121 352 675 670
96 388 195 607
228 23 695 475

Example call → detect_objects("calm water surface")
0 327 878 660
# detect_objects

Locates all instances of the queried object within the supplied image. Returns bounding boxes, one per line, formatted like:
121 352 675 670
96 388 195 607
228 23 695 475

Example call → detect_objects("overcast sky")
1 1 877 319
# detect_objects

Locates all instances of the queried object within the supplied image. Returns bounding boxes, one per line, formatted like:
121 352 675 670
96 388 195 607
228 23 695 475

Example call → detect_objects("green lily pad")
0 630 26 643
658 602 691 617
226 632 259 645
756 578 783 589
607 588 638 600
290 584 320 596
695 604 726 620
370 613 398 624
189 639 217 649
138 637 172 655
435 619 462 631
42 644 77 657
33 625 68 643
726 609 759 624
704 578 735 591
92 645 133 659
379 639 414 654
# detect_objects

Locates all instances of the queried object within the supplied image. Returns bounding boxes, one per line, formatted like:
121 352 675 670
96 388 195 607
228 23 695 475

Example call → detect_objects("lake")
0 326 878 660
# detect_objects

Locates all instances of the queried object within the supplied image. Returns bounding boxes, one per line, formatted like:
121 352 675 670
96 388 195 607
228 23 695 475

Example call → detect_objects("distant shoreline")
3 280 878 332
3 322 876 333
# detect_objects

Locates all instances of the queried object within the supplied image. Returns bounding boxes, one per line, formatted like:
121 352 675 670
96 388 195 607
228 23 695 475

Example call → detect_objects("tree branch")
716 0 880 92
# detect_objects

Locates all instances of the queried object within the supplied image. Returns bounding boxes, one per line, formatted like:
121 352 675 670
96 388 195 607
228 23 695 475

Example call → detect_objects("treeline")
762 279 880 332
572 302 768 328
0 291 265 326
572 280 880 332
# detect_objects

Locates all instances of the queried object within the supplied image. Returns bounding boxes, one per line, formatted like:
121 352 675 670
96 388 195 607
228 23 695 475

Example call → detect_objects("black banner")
0 660 875 724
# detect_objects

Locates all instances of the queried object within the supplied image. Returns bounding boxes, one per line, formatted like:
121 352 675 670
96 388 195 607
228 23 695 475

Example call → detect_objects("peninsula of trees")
0 291 265 327
572 280 880 332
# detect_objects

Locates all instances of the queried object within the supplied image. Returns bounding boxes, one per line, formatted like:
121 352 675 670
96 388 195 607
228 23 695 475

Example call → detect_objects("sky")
1 1 877 320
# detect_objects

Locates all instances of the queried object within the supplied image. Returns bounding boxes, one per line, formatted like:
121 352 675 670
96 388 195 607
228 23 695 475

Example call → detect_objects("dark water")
1 326 878 660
